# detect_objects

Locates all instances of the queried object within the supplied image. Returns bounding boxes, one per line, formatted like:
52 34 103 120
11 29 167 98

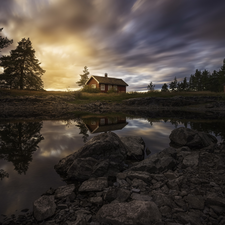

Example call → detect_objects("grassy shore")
1 89 225 104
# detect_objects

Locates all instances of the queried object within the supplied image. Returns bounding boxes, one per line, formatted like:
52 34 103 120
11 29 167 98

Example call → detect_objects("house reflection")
82 116 128 133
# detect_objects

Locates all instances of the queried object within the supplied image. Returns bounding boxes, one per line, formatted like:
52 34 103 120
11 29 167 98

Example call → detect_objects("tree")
0 38 45 90
0 28 13 52
169 77 178 91
161 83 169 92
77 66 89 87
147 81 155 91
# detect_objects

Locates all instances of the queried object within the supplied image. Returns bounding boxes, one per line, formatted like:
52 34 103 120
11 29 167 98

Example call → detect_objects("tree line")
0 28 45 90
160 59 225 92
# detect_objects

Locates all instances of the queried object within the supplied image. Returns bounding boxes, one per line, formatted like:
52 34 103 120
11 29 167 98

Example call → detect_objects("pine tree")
0 38 45 90
77 66 89 87
169 77 178 91
147 81 155 91
161 83 169 92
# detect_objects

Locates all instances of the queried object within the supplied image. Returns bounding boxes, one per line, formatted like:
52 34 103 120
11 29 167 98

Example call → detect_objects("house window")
91 120 96 125
108 85 112 90
100 118 105 125
113 85 117 91
101 84 105 91
91 84 96 89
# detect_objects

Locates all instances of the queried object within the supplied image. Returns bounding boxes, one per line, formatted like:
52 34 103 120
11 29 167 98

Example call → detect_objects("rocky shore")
2 127 225 225
1 95 225 120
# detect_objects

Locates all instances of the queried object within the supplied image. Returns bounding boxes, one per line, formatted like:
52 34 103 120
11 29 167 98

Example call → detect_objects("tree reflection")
76 121 89 143
0 121 44 174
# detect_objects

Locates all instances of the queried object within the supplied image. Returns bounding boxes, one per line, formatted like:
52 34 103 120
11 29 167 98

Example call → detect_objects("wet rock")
169 127 217 148
120 136 145 160
96 200 162 225
33 195 56 221
55 132 128 181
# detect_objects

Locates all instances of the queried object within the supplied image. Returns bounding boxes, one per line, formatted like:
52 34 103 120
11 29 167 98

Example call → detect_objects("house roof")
86 75 128 86
86 122 128 134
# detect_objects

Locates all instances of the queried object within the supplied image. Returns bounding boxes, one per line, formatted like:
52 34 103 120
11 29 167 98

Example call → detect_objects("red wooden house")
83 116 128 133
85 73 128 93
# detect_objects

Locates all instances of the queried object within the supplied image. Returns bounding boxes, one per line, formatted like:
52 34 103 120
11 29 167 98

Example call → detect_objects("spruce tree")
77 66 89 87
147 81 155 91
0 38 45 90
161 83 169 92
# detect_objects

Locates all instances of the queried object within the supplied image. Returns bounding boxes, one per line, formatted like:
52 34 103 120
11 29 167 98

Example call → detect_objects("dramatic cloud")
1 0 225 91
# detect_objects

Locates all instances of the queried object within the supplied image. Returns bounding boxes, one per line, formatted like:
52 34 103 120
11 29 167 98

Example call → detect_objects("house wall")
100 84 126 93
87 78 99 89
86 78 127 93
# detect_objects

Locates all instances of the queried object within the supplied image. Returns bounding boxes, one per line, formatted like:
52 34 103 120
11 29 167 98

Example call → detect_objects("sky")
0 0 225 91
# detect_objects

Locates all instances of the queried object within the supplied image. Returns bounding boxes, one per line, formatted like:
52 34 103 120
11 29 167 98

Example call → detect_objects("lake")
0 114 225 220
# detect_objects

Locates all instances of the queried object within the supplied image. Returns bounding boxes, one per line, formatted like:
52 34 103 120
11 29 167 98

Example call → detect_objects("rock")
96 200 162 225
182 152 199 168
169 127 217 148
117 171 151 183
33 195 56 221
55 184 75 199
184 194 204 209
79 177 108 192
206 193 225 207
131 193 152 201
129 147 177 173
120 136 145 160
55 132 128 180
89 197 103 205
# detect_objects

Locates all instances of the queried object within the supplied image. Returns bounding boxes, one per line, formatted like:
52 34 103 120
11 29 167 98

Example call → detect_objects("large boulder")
169 127 217 148
96 200 162 225
33 195 56 221
55 132 128 180
120 136 145 160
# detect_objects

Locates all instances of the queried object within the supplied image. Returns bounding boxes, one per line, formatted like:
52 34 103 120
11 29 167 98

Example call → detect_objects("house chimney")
105 73 108 77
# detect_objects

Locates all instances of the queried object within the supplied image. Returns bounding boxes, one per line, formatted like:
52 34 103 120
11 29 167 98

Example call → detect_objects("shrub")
107 88 118 94
73 91 83 99
81 86 101 93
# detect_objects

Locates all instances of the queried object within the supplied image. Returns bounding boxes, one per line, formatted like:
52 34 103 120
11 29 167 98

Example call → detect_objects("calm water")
0 115 225 219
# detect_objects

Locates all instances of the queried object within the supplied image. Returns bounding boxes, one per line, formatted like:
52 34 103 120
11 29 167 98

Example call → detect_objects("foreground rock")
3 128 225 225
169 127 217 148
55 132 145 181
33 195 56 221
96 200 162 225
120 136 146 160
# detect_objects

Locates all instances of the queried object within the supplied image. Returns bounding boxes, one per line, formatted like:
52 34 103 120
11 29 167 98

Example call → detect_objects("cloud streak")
0 0 225 91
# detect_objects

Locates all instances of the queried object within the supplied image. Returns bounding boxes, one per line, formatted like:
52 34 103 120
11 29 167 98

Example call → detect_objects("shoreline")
1 95 225 120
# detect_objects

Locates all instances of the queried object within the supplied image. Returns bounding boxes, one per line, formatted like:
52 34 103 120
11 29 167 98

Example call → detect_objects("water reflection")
82 116 128 134
0 122 44 174
0 116 225 219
